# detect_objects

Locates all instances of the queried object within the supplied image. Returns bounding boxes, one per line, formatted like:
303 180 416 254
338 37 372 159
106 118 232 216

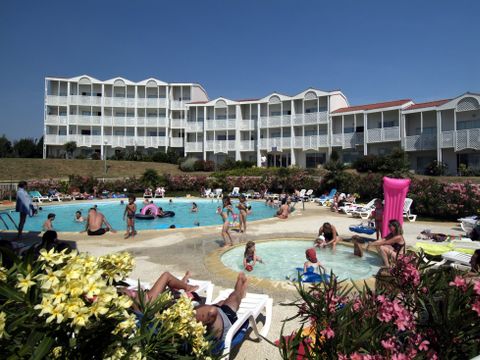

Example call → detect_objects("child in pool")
123 194 137 239
191 202 198 213
304 248 326 274
43 213 56 231
243 241 264 269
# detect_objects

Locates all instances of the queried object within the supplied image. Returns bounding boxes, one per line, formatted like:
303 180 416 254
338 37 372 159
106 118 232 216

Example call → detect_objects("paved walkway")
1 200 465 359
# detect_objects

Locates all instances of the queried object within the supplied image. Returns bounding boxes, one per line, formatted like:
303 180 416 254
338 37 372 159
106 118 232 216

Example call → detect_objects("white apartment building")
44 75 480 174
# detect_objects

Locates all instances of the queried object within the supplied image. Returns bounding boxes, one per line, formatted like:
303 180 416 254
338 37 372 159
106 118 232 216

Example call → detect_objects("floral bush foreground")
278 254 480 359
0 249 218 359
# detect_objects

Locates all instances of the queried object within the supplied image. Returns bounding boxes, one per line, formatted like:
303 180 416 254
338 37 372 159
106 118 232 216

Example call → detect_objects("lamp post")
104 140 108 176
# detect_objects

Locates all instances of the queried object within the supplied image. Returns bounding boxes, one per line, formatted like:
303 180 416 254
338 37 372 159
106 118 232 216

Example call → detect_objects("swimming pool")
3 199 277 232
221 240 383 281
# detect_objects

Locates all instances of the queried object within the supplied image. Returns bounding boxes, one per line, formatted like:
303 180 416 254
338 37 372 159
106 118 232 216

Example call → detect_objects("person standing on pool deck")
237 195 248 233
123 194 137 239
82 207 116 236
219 196 234 247
15 181 34 241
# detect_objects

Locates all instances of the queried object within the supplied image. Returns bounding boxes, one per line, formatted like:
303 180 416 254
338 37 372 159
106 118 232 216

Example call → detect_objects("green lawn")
0 158 208 181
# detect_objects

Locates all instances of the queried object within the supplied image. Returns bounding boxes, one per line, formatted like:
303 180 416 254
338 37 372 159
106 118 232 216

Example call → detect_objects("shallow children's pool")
221 240 383 281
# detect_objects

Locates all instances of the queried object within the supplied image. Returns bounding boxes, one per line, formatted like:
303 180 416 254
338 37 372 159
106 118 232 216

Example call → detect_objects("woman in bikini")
367 219 405 267
237 195 248 233
219 196 234 247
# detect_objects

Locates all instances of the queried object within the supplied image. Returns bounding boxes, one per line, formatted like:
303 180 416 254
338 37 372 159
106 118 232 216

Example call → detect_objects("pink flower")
418 340 430 351
474 280 480 296
449 276 467 291
391 354 407 360
338 354 348 360
320 326 335 339
380 337 396 350
472 299 480 316
349 353 363 360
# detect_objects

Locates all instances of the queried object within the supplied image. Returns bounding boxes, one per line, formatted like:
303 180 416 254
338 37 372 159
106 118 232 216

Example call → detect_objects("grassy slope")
0 158 208 181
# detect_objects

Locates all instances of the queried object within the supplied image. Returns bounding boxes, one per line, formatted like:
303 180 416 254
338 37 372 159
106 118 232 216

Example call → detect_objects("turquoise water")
221 241 383 281
3 199 277 232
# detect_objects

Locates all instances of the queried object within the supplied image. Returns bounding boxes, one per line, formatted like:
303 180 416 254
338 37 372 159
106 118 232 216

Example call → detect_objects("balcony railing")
45 115 68 125
367 126 400 143
239 120 255 130
205 119 236 130
441 130 454 148
170 137 184 147
186 122 204 132
240 140 255 151
104 97 128 107
46 95 68 106
171 119 185 128
69 95 102 106
69 135 103 146
259 137 291 150
44 134 68 145
332 134 343 147
69 115 102 126
205 140 236 153
185 142 204 152
456 128 480 151
404 134 437 151
170 100 185 110
299 135 329 150
136 136 167 148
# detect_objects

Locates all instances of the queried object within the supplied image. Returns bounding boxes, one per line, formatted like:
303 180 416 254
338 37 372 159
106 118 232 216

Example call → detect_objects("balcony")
259 137 291 150
44 134 68 145
45 115 67 125
170 100 185 110
104 136 136 148
185 142 204 152
404 134 437 151
282 115 292 126
258 115 291 128
104 97 127 107
69 115 102 126
170 137 184 147
239 119 255 130
299 135 329 150
205 119 236 130
139 136 167 148
240 140 255 151
46 95 68 106
332 134 343 147
367 126 400 143
69 135 103 146
205 140 236 153
137 98 167 108
440 130 454 148
171 119 185 128
456 128 480 151
69 95 102 106
186 121 204 132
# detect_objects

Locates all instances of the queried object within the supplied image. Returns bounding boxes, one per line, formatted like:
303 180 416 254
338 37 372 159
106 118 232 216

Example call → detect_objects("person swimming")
75 211 85 222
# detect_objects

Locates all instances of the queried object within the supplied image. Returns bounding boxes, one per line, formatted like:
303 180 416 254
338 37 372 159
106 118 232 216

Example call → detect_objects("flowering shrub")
165 174 208 191
279 253 480 359
0 249 217 359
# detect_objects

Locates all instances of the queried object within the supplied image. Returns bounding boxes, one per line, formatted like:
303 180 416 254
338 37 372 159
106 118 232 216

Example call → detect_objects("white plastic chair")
403 198 417 222
230 187 240 197
209 290 273 359
29 191 51 203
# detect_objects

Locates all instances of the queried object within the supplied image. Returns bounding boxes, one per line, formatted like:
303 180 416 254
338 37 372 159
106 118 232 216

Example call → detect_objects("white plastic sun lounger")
441 251 472 267
208 290 273 359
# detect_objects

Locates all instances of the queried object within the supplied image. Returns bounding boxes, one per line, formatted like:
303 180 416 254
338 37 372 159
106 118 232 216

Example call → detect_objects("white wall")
191 85 209 102
329 94 349 112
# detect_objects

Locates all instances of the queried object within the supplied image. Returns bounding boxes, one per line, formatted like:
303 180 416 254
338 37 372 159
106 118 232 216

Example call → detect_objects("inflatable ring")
135 214 155 220
295 267 330 283
158 211 175 218
141 204 159 216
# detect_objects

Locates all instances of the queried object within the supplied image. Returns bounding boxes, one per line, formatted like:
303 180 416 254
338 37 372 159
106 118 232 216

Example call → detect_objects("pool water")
221 240 383 281
3 199 277 232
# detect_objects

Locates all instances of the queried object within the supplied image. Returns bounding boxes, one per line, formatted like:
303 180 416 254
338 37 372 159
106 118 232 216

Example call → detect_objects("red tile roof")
405 99 450 110
332 99 412 114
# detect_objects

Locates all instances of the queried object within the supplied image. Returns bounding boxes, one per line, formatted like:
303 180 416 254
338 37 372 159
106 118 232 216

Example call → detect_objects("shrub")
278 253 480 359
140 168 162 188
0 249 218 359
323 160 345 172
193 160 215 172
459 164 480 176
165 174 207 191
353 154 383 173
91 152 101 160
179 158 197 172
424 160 448 176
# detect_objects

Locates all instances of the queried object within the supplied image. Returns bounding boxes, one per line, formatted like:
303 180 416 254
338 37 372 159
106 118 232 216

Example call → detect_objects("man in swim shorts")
194 272 247 344
82 207 116 236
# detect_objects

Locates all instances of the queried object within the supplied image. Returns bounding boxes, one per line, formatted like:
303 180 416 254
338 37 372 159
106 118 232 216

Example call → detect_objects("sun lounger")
303 189 314 201
458 215 478 234
214 188 223 198
230 187 241 198
403 198 417 222
203 188 212 198
442 251 473 267
208 290 273 358
29 191 51 203
340 198 377 215
314 188 337 205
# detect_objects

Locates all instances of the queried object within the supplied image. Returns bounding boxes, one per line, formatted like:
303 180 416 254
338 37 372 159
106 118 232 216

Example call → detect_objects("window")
81 111 91 116
384 121 396 128
270 111 281 116
283 110 292 115
306 153 326 168
305 108 317 114
344 127 355 133
457 119 480 130
81 130 91 135
227 135 235 140
217 135 226 140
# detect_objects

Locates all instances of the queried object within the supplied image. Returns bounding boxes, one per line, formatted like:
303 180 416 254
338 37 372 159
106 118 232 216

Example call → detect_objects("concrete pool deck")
0 199 466 359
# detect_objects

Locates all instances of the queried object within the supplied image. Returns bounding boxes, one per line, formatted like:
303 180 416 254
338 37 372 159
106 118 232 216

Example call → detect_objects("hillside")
0 158 208 181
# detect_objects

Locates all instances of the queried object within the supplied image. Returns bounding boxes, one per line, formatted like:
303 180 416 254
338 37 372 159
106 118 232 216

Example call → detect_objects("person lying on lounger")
81 207 116 236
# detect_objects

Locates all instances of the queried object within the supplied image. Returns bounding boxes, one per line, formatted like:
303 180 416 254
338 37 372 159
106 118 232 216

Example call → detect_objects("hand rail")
0 211 19 230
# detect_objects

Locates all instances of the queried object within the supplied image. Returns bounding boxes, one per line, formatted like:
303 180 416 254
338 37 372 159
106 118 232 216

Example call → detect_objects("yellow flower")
35 297 54 317
112 314 136 337
0 311 6 339
63 298 83 319
46 304 65 324
115 295 133 309
38 248 64 266
49 286 68 304
0 267 7 282
35 268 62 290
70 307 90 328
16 273 36 293
89 301 109 319
50 346 63 359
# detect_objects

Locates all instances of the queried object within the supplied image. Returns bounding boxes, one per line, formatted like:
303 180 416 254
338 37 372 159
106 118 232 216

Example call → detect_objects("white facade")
44 75 480 174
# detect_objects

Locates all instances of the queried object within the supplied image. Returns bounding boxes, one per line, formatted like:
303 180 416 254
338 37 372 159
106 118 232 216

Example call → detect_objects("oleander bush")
278 253 480 359
0 248 218 359
179 157 198 172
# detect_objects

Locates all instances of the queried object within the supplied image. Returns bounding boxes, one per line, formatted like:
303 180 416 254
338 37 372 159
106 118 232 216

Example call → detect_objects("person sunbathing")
194 272 247 344
367 219 405 267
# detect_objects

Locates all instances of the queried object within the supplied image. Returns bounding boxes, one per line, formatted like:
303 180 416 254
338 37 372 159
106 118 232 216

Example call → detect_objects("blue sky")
0 0 479 140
